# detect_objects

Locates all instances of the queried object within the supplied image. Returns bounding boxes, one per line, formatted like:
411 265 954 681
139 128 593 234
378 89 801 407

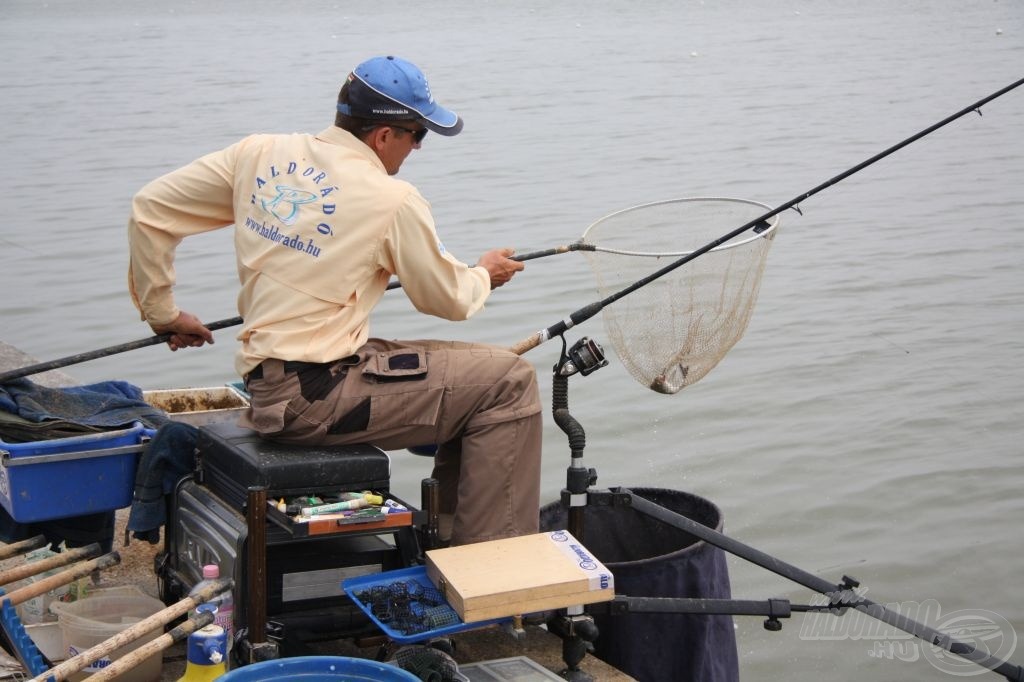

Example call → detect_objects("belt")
246 357 360 382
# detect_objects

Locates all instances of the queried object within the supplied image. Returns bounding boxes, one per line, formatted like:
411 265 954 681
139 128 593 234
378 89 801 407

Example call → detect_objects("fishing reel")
556 336 609 378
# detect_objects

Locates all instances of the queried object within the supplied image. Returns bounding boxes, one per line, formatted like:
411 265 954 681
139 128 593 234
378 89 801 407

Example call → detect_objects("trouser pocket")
361 349 429 382
326 348 444 436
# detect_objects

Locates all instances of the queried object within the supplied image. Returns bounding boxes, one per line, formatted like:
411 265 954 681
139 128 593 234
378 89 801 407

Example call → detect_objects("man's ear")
366 125 392 152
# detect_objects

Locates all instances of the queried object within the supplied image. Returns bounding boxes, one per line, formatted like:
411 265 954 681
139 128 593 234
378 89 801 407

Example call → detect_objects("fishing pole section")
0 318 244 385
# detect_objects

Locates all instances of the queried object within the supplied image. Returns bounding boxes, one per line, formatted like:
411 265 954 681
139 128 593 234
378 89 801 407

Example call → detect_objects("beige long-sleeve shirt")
128 126 490 376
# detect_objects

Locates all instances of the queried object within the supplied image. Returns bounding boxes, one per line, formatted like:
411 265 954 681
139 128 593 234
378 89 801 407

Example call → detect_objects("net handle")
385 242 596 291
0 244 594 383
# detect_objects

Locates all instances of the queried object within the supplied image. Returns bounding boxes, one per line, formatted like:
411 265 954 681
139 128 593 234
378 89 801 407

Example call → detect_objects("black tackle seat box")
164 422 411 639
195 421 392 511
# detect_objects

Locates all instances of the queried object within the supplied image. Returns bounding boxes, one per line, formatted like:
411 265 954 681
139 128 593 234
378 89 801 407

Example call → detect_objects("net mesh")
581 198 779 394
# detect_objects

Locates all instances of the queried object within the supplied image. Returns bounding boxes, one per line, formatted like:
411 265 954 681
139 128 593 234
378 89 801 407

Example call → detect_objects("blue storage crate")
0 422 150 523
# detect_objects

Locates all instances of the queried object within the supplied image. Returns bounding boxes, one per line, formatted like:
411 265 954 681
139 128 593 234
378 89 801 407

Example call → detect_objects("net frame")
580 197 780 394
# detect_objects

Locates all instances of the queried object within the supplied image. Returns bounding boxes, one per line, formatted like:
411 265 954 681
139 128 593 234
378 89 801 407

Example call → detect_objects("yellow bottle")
176 623 227 682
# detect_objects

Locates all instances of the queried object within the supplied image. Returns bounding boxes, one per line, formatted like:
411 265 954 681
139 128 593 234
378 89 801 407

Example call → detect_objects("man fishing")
126 55 542 547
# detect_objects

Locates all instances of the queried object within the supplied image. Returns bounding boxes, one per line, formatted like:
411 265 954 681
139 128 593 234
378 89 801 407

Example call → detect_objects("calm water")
2 1 1022 679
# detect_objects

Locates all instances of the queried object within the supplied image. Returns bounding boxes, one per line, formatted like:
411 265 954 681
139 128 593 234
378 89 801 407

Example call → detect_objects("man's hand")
477 248 524 289
151 311 215 351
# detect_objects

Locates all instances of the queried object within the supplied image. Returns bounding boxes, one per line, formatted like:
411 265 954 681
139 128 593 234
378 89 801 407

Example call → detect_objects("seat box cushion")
196 422 390 510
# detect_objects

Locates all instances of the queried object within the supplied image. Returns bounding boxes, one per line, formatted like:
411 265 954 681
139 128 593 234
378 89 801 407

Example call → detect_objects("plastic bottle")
187 564 234 663
175 623 227 682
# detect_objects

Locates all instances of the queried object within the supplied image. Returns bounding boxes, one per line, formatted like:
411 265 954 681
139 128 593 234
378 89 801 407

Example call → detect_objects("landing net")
581 197 780 394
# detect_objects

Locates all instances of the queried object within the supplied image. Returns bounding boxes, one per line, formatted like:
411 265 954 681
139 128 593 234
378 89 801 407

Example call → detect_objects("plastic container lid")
202 565 220 579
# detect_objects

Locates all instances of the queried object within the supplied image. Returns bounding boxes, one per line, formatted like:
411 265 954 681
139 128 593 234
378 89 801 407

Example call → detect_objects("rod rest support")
548 613 600 679
585 489 635 508
560 468 598 502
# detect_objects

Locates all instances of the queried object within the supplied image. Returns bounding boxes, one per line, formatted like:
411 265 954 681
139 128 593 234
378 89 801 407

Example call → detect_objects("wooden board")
425 531 614 623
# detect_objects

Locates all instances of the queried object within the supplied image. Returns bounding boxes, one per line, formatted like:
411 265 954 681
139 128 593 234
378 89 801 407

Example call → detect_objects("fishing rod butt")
0 316 245 383
509 333 544 356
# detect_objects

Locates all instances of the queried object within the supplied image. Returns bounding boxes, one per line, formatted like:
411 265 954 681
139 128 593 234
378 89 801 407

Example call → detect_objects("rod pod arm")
607 488 1024 681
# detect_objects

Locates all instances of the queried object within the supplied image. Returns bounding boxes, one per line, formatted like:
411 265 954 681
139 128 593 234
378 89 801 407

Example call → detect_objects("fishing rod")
0 245 589 384
509 75 1024 356
0 317 245 385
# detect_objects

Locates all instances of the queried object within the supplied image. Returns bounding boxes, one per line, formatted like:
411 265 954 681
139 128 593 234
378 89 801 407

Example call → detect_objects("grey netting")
581 198 779 394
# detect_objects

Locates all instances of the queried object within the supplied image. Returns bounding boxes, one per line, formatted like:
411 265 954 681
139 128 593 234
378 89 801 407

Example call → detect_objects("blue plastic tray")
0 422 150 522
342 566 509 644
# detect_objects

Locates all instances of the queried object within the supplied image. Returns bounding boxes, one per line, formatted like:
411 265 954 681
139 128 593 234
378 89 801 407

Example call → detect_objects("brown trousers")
241 339 543 545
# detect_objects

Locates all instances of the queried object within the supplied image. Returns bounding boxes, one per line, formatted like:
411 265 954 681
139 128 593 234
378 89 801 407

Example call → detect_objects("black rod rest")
544 336 602 681
546 334 1023 682
551 371 596 513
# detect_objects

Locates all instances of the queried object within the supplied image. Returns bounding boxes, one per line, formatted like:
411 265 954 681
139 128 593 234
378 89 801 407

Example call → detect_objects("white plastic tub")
52 593 166 682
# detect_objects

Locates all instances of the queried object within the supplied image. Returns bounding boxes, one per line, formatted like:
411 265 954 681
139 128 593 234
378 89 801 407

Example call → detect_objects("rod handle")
0 316 244 383
0 535 48 562
508 333 544 356
31 578 231 682
0 552 120 607
0 542 101 588
84 610 216 682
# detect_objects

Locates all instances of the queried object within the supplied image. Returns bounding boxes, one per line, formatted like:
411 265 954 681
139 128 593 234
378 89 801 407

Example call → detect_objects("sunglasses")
389 125 428 143
363 123 427 144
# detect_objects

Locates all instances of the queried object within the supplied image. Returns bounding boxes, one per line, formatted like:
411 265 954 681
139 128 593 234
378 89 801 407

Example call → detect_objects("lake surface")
2 1 1022 679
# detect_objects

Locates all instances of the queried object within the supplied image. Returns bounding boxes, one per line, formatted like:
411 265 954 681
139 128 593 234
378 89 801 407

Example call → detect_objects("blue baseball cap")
337 56 463 136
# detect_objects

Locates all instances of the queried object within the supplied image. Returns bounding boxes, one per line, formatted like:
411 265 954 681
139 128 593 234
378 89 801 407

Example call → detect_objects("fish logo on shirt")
261 185 318 226
252 160 339 237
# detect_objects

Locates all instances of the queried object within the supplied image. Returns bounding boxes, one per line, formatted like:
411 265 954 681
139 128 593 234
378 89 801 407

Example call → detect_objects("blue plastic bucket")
216 656 419 682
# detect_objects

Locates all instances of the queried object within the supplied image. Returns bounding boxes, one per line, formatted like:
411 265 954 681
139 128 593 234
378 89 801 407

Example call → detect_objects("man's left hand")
151 311 215 351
